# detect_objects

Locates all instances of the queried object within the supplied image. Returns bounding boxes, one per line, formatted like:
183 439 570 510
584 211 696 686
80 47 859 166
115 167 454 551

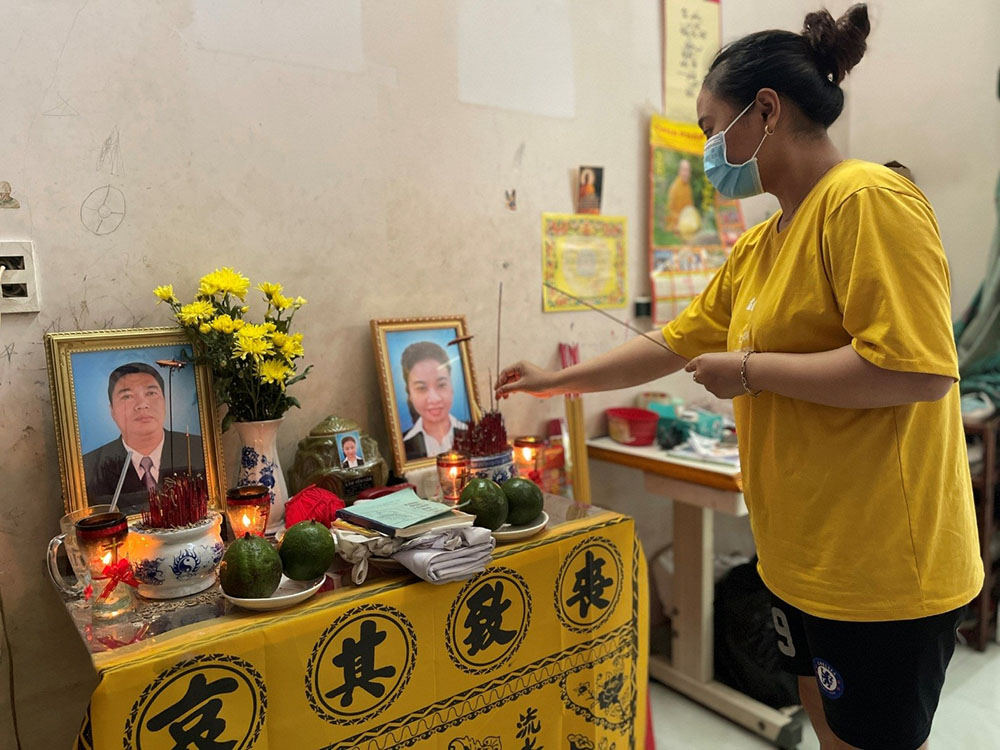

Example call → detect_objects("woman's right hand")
495 361 561 400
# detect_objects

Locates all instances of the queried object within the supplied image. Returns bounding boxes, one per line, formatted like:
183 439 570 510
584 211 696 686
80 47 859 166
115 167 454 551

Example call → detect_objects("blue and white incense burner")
128 511 224 599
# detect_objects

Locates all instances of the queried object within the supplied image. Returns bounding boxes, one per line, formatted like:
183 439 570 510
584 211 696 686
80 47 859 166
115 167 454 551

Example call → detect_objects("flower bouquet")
154 267 310 431
155 267 311 532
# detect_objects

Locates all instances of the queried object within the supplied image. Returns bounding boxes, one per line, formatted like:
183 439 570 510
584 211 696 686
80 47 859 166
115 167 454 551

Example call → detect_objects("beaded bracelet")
741 350 762 398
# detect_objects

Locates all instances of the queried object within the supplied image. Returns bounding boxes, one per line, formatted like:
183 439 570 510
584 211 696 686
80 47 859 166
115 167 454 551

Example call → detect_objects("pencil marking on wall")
2 343 16 364
80 185 126 235
97 127 125 176
42 93 80 117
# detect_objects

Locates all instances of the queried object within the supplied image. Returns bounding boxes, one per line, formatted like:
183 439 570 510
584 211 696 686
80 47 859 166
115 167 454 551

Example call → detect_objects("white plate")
223 574 326 611
492 511 548 543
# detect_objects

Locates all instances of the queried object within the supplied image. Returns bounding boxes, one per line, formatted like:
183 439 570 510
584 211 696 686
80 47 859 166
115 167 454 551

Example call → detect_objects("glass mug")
47 504 114 594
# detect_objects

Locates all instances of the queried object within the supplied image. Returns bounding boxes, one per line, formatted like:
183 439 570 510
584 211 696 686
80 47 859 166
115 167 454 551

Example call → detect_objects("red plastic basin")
605 407 659 446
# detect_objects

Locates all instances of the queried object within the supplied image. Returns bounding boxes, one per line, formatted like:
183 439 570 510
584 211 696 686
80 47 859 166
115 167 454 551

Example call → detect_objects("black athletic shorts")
769 593 965 750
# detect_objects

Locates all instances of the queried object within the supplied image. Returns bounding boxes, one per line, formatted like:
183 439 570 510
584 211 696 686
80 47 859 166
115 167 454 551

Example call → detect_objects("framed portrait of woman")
370 316 482 474
45 328 226 514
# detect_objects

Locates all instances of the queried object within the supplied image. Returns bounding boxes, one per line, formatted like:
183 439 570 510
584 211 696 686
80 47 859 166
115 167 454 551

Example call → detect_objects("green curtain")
954 172 1000 402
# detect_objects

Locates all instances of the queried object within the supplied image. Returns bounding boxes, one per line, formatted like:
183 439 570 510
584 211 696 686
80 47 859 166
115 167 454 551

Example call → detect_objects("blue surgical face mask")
703 100 770 199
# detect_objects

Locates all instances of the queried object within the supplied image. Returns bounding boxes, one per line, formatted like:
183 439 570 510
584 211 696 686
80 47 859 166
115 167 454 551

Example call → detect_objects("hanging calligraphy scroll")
76 508 648 750
663 0 721 123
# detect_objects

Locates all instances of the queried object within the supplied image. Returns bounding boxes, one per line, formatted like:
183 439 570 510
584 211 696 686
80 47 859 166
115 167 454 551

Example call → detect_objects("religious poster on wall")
663 0 721 123
542 213 627 312
648 115 745 325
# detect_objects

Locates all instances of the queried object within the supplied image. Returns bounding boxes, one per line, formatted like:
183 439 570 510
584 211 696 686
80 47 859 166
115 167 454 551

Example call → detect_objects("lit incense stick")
542 282 675 354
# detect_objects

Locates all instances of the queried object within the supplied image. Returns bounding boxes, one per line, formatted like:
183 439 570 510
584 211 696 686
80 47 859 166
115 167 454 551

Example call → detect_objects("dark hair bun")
802 4 870 84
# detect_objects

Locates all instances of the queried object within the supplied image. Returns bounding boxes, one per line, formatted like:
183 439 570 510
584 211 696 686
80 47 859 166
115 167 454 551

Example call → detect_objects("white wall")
0 2 995 747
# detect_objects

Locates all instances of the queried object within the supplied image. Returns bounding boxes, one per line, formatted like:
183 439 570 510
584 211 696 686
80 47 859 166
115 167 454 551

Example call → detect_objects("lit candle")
436 451 470 503
225 485 271 537
75 511 132 616
513 436 546 484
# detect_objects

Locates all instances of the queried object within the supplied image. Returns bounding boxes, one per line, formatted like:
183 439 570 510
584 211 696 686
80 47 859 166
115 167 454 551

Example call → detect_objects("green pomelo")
279 520 337 581
460 477 509 531
219 533 283 598
501 477 544 526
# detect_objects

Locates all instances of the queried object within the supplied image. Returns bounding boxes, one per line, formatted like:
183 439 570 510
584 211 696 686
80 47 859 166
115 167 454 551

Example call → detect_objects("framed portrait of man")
371 316 481 474
45 328 225 515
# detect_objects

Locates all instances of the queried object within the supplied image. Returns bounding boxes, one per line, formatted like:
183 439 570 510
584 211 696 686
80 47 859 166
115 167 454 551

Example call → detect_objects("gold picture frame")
370 316 482 475
45 327 226 514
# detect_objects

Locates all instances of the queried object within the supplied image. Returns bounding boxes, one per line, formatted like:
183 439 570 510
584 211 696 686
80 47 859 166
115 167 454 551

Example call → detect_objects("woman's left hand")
684 352 746 399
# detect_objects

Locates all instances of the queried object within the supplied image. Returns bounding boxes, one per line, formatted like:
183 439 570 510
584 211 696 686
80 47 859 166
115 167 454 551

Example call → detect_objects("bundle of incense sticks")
142 473 209 528
559 342 591 506
455 409 509 457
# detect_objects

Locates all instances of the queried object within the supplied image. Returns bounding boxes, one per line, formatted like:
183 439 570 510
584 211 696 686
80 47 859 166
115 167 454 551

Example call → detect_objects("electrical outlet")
0 241 40 313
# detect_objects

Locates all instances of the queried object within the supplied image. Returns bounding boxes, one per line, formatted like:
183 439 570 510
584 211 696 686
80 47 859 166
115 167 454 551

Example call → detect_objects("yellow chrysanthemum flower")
271 293 293 311
271 332 289 348
198 267 251 300
153 285 176 303
280 335 305 360
198 323 211 334
232 331 274 361
293 296 307 309
257 282 283 298
258 358 292 388
177 300 215 326
240 306 250 313
210 314 240 334
238 322 272 340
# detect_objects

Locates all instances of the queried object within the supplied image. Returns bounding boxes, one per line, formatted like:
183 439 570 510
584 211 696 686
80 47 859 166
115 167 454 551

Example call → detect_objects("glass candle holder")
225 484 272 538
513 436 546 482
436 451 470 503
75 511 132 618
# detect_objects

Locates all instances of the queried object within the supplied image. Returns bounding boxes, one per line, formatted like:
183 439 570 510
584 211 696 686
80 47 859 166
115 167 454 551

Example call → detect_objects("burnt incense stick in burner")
157 359 187 475
496 281 503 396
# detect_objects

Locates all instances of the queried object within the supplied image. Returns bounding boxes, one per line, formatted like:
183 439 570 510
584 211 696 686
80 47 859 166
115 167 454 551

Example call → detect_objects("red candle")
225 485 271 537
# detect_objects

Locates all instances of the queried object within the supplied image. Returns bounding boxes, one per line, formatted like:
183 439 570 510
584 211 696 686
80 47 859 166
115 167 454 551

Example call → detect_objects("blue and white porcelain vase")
235 418 288 534
468 448 519 485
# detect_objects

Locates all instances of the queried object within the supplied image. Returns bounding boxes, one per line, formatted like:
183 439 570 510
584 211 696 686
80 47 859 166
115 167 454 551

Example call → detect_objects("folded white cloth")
393 526 495 584
334 529 404 585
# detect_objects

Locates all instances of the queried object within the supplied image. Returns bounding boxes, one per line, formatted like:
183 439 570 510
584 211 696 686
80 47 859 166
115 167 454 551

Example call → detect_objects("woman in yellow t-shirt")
496 5 982 749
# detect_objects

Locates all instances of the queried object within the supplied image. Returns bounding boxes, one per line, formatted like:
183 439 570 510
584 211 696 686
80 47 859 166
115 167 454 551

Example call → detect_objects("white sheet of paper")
186 0 365 72
457 0 575 118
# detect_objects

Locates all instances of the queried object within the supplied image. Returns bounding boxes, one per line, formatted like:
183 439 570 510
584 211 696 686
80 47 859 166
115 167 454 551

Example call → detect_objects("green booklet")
336 489 474 538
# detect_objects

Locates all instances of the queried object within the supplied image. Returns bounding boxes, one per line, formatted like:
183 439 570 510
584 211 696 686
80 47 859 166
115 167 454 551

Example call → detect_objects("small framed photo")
45 327 225 515
336 430 366 469
370 316 481 474
577 165 604 214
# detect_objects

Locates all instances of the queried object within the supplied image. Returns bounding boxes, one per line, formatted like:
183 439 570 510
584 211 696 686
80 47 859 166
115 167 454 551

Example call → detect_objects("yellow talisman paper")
77 512 648 750
542 214 628 313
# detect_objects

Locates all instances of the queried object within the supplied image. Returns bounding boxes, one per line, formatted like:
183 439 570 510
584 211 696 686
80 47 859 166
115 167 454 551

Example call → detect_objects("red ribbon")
96 559 140 599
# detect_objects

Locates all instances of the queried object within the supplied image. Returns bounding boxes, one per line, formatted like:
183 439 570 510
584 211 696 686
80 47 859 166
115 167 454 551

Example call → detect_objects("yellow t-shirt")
663 159 983 621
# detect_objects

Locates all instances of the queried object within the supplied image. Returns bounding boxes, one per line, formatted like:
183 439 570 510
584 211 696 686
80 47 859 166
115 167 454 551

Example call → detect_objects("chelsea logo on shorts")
813 658 845 699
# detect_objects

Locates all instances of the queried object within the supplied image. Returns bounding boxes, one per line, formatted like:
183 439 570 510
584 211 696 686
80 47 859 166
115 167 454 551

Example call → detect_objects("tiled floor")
649 643 1000 749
